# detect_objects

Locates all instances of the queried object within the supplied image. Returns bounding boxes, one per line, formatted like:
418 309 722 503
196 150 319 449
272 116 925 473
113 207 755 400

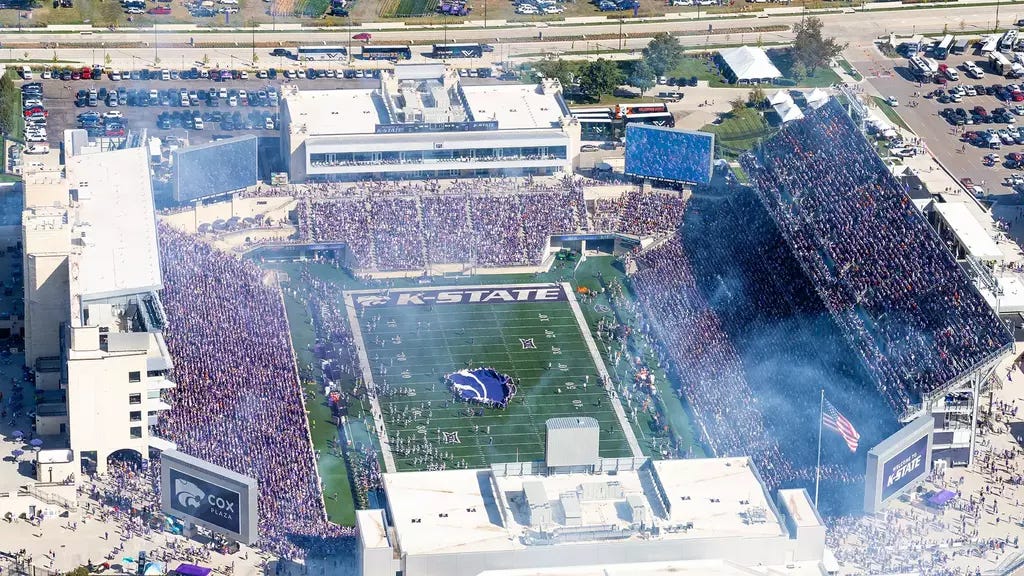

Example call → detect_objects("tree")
747 85 766 108
0 71 25 140
790 60 807 83
641 32 683 77
730 97 746 114
534 58 575 89
628 60 656 94
790 16 847 76
578 58 622 101
104 53 112 66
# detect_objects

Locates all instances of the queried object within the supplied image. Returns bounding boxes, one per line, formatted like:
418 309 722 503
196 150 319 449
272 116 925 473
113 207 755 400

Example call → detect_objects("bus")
952 38 970 55
297 46 348 61
431 43 484 58
1000 29 1018 53
361 45 412 61
934 35 954 59
620 104 675 127
981 34 1000 54
909 56 938 80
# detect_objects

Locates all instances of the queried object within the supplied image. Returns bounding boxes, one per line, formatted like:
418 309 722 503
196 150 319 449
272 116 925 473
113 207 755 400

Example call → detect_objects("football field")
344 283 641 472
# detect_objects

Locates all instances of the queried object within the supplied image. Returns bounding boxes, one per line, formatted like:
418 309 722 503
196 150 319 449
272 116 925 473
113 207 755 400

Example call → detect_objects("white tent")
773 101 805 123
768 90 793 106
805 88 830 108
718 46 783 84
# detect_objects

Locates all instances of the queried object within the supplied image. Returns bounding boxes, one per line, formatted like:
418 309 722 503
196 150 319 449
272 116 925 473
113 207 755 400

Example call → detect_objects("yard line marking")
562 281 643 458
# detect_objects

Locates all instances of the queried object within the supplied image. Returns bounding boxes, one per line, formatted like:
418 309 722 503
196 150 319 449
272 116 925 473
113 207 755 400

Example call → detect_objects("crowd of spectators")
302 178 590 270
156 225 352 559
592 189 689 237
739 100 1013 415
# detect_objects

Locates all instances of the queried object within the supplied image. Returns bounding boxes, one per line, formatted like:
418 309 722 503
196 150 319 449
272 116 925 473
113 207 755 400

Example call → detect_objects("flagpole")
815 388 824 508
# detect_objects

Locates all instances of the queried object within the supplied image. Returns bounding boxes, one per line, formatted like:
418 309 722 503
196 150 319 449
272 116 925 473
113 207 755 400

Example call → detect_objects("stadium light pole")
814 389 823 508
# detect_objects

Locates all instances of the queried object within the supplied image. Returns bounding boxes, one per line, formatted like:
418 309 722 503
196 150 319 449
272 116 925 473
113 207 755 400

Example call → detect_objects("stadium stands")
738 99 1013 415
156 225 351 559
304 179 596 270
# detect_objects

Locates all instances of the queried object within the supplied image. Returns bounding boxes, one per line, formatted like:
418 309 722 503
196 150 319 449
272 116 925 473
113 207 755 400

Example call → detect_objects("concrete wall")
66 347 152 473
399 534 800 576
23 253 69 365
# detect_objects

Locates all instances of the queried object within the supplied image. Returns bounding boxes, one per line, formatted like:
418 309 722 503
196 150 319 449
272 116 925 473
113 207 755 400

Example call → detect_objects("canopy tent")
806 88 830 109
927 489 956 507
143 562 167 576
773 101 805 123
768 90 793 106
172 564 212 576
717 46 783 84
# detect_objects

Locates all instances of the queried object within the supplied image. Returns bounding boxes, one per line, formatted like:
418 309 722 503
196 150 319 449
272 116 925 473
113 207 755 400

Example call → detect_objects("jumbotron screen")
624 125 714 185
172 135 258 202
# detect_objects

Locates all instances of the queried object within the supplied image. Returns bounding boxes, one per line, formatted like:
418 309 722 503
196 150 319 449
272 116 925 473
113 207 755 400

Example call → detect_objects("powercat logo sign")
169 469 241 533
355 286 568 307
881 434 930 501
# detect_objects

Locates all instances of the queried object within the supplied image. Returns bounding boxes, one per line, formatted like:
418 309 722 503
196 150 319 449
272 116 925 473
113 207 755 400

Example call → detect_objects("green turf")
871 96 911 132
269 255 700 526
384 0 437 18
350 285 634 470
701 106 775 159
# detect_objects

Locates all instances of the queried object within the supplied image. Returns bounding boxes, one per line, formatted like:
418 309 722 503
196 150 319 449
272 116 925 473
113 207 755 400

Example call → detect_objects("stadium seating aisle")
156 225 353 559
739 100 1013 416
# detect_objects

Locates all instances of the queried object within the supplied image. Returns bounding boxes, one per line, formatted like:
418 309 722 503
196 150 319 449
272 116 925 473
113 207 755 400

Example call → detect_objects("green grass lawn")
871 96 911 131
768 49 842 88
701 106 775 159
666 55 723 85
836 57 863 81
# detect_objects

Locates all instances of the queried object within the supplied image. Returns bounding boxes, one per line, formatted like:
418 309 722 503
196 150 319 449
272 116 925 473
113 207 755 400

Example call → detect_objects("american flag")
823 398 860 453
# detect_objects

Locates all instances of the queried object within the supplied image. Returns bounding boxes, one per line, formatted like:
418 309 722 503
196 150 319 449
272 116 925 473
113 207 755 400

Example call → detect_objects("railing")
21 483 77 511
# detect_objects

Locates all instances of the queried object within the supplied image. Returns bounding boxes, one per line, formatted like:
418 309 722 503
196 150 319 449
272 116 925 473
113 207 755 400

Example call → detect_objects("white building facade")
281 65 581 182
22 146 176 478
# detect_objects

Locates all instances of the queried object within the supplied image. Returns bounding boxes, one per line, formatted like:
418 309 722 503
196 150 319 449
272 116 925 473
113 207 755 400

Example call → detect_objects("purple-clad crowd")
740 100 1013 415
156 225 352 559
592 189 689 237
303 177 588 270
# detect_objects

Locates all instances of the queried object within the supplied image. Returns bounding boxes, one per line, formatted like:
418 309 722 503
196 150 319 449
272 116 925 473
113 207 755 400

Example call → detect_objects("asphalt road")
865 51 1024 202
3 3 1021 69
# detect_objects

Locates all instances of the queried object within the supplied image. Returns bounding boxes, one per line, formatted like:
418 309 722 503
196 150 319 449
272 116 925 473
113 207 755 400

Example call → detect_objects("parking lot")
26 64 511 153
869 49 1024 203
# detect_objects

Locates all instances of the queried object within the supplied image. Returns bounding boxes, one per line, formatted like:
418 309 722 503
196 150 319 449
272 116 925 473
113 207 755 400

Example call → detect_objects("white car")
41 69 52 79
517 5 538 13
228 95 238 107
542 4 563 12
239 70 248 79
219 88 228 98
965 86 977 96
238 89 248 102
886 96 899 107
102 111 123 119
257 70 268 79
265 117 275 130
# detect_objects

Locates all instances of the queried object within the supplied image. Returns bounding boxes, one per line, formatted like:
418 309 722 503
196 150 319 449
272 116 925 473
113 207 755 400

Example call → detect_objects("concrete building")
22 145 175 478
0 185 24 342
281 64 581 182
357 420 829 576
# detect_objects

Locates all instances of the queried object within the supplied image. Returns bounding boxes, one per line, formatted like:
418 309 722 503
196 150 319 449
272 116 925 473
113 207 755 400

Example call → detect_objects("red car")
81 66 91 79
148 6 171 13
352 32 372 41
23 106 47 118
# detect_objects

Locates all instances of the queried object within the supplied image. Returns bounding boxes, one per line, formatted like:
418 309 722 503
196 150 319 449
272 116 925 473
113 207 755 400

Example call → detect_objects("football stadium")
20 88 1018 575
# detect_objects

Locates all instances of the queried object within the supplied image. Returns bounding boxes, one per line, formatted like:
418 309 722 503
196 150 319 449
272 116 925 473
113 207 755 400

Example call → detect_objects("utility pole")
995 0 1001 32
251 19 256 63
618 18 623 50
154 25 158 64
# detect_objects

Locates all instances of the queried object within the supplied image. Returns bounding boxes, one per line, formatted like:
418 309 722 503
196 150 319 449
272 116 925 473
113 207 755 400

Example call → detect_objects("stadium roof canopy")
717 46 782 84
67 146 162 300
933 202 1003 263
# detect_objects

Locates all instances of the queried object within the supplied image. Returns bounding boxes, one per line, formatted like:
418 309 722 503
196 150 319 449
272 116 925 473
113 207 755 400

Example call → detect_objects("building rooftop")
284 70 569 138
476 558 828 576
382 456 786 557
285 89 384 136
461 83 569 130
67 146 162 301
0 188 23 227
